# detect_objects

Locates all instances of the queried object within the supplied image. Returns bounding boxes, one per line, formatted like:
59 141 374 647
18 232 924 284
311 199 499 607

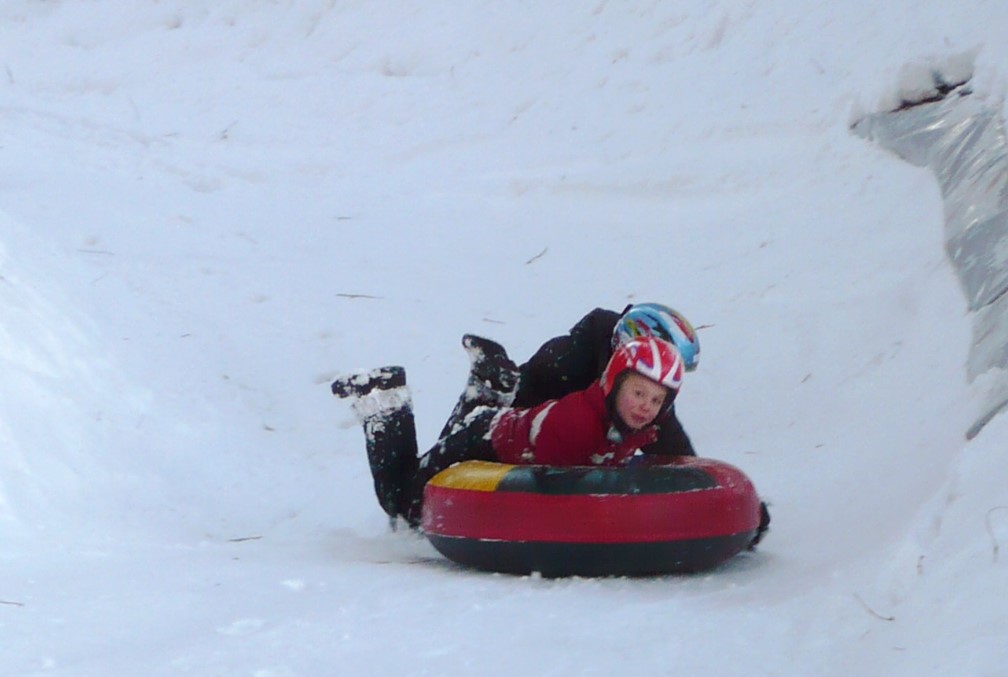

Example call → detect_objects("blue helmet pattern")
612 303 700 372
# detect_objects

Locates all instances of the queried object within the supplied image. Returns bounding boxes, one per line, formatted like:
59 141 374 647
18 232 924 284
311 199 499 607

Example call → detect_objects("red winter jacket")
489 381 658 466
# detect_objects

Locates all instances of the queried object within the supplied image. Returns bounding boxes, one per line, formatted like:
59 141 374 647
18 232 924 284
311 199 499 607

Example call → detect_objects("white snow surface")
2 2 1007 675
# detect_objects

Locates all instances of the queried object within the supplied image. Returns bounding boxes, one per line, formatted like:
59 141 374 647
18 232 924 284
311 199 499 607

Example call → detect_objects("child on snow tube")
506 302 701 457
332 336 683 529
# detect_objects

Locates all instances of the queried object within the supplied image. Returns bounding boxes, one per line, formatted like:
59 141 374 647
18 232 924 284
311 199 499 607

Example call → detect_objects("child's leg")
360 404 419 522
331 367 419 523
407 340 514 526
402 407 499 528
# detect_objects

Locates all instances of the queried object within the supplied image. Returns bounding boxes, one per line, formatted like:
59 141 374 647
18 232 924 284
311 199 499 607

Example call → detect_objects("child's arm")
492 385 656 466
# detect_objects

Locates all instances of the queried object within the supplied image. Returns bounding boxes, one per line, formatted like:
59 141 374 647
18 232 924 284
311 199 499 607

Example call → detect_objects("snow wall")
852 54 1008 439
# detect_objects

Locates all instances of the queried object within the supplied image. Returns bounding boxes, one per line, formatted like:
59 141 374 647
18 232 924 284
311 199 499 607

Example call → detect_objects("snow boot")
332 366 419 526
331 365 406 399
462 334 519 398
436 334 519 441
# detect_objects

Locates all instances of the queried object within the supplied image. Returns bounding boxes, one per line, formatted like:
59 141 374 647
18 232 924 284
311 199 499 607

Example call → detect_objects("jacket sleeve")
513 307 621 407
524 394 604 465
493 385 657 466
640 404 696 456
489 405 544 465
492 389 606 466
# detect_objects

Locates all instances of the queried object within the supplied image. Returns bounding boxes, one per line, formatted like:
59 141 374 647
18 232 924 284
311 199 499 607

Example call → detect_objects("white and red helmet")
600 336 684 397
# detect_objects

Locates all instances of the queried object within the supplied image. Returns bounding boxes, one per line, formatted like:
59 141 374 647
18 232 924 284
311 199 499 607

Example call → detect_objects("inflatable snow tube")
421 456 762 577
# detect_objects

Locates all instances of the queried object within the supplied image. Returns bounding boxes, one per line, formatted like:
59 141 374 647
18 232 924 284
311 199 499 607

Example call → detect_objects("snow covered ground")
2 2 1007 675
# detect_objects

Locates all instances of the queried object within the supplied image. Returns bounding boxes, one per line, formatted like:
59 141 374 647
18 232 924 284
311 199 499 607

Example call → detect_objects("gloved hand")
748 501 771 550
602 425 659 464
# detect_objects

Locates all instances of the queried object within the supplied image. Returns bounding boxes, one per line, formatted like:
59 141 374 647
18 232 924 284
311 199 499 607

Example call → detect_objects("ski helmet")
612 303 700 372
601 336 684 398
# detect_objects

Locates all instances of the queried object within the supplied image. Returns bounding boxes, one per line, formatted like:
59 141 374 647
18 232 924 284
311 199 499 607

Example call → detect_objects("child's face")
614 372 669 430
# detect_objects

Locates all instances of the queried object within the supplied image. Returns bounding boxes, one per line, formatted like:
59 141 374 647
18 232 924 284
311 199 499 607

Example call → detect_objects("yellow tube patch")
427 460 516 492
